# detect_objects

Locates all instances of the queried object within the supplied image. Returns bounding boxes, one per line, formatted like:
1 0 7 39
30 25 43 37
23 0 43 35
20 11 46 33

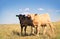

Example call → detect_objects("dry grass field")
0 22 60 39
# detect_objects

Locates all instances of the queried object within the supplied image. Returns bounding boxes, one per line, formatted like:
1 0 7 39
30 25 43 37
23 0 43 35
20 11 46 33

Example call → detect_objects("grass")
0 22 60 39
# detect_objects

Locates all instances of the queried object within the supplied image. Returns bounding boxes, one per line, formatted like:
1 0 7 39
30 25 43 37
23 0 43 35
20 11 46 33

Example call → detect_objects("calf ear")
16 15 19 17
35 14 37 16
27 14 31 17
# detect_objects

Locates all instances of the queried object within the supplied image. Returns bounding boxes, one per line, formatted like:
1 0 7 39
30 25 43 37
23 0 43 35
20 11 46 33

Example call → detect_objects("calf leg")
43 26 47 35
24 26 27 35
48 23 55 34
31 26 35 35
48 23 56 37
31 26 35 34
31 26 33 34
35 26 38 34
32 27 35 34
37 25 40 36
21 26 23 35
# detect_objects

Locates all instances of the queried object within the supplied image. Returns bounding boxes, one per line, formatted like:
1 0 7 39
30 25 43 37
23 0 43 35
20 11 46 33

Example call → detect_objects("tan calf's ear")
27 14 31 17
35 14 37 16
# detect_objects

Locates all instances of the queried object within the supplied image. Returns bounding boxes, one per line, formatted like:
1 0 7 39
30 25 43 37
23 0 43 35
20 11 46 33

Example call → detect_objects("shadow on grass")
12 30 36 37
12 30 20 36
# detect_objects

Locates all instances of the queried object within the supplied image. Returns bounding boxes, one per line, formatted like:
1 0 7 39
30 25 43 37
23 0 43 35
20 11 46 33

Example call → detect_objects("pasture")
0 22 60 39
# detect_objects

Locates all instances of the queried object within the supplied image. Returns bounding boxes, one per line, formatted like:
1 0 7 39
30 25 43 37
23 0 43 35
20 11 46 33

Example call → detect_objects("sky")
0 0 60 24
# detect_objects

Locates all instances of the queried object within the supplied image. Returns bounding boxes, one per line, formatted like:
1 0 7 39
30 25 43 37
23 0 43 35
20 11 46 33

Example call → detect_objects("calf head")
16 14 25 20
27 14 37 20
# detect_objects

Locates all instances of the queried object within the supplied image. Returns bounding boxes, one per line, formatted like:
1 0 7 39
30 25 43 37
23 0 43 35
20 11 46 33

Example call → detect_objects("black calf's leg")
35 26 38 34
24 26 27 35
31 26 32 34
31 26 33 34
21 26 23 35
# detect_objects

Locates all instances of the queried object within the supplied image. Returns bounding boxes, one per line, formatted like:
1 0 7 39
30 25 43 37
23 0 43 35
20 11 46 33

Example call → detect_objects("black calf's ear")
23 15 25 16
16 15 19 17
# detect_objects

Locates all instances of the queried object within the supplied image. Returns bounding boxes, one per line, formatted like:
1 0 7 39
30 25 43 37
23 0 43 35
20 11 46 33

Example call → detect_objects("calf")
27 13 55 36
16 14 34 35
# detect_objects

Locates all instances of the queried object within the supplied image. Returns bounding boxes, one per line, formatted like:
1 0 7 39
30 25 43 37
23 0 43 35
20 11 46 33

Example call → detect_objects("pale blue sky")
0 0 60 24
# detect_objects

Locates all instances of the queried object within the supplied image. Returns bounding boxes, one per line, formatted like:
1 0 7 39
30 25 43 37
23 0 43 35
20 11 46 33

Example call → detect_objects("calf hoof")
36 34 39 36
24 33 28 36
31 33 35 36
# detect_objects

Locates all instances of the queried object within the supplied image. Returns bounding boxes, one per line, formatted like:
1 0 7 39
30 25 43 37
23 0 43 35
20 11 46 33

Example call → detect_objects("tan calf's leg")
31 26 34 34
32 27 35 34
36 25 40 36
49 23 56 38
43 26 47 35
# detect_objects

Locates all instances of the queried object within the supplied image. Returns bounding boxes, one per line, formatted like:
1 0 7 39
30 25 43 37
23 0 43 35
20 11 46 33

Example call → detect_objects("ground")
0 22 60 39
